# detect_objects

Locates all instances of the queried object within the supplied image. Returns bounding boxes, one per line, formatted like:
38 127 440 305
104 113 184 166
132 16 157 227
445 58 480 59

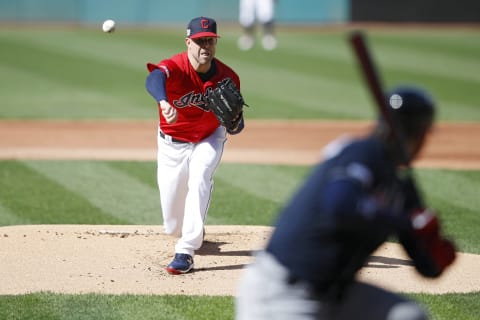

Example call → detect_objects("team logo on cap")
201 19 209 29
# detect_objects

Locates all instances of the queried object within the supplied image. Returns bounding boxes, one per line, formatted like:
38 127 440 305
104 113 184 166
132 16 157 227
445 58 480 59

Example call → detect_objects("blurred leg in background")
238 0 277 51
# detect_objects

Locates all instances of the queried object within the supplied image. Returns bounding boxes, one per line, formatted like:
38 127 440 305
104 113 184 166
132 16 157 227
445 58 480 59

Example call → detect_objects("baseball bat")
349 30 424 207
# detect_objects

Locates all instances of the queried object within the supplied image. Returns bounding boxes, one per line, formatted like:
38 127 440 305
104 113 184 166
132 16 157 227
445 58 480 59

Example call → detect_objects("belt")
159 130 189 144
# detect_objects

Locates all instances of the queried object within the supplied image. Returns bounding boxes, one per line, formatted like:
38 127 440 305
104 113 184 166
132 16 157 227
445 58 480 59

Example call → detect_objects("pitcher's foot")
166 253 194 275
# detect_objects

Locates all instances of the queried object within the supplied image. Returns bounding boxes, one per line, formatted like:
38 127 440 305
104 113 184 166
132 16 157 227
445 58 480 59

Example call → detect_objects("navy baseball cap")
186 17 220 39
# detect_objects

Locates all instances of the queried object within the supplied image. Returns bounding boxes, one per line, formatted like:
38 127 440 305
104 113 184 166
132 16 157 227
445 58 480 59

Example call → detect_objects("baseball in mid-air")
102 19 116 33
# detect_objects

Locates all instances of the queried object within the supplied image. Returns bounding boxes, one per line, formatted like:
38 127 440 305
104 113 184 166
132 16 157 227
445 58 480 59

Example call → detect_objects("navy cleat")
166 253 194 275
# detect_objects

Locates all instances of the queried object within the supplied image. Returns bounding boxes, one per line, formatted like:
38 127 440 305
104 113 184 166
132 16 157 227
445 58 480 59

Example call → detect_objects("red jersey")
147 52 240 143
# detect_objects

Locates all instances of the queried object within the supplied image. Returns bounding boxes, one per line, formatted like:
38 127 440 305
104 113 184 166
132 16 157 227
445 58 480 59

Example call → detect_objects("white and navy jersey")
266 135 433 298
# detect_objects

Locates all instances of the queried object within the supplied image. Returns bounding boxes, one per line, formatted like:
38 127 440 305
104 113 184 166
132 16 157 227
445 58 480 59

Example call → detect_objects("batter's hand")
159 100 178 124
411 208 456 276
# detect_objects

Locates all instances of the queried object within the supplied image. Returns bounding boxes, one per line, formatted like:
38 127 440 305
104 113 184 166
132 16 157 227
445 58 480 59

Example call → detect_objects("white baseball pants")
239 0 275 27
157 126 226 256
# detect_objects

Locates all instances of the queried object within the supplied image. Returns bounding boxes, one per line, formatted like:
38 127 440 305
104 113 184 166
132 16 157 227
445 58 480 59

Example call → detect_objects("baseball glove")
205 78 247 133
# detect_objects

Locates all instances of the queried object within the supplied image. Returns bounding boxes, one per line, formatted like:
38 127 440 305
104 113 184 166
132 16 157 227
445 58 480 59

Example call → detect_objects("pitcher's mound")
1 225 479 295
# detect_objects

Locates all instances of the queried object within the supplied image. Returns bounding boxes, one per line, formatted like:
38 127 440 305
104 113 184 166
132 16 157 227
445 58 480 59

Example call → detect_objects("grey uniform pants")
235 251 428 320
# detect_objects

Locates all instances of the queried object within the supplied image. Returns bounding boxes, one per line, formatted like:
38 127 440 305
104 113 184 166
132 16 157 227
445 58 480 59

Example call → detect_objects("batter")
236 87 456 319
145 16 244 275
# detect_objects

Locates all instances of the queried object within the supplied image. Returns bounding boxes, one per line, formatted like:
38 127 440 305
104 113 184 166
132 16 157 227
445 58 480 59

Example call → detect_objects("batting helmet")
386 86 436 139
376 85 436 164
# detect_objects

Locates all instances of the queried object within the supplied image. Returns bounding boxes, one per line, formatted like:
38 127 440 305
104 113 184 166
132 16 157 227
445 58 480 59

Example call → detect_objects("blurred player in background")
145 16 244 275
236 86 456 319
238 0 277 51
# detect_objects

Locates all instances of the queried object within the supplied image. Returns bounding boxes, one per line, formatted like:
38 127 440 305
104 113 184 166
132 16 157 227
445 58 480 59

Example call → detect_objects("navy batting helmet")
377 86 436 164
386 85 435 139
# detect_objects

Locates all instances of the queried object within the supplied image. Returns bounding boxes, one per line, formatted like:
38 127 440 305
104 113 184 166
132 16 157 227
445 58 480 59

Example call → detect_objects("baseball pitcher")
145 16 247 275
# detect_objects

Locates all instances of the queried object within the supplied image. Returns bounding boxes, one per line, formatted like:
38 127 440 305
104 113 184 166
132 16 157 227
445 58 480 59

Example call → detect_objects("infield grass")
0 293 234 320
1 161 478 252
0 292 478 320
1 25 479 319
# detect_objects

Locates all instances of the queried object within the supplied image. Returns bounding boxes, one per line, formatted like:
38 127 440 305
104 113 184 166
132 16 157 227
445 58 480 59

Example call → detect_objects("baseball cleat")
166 253 194 275
261 35 277 51
238 35 255 51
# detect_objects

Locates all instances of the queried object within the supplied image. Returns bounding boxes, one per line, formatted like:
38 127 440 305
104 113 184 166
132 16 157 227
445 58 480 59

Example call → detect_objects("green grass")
3 162 479 254
411 292 480 320
0 293 234 320
0 292 478 320
0 160 308 227
1 25 479 319
0 26 479 120
0 293 480 320
417 169 480 254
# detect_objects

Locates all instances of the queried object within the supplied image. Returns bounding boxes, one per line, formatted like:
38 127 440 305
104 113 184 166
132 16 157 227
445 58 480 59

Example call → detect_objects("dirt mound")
1 225 479 295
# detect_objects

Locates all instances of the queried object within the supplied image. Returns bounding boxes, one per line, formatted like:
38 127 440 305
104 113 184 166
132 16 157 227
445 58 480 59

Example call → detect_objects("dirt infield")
1 119 480 168
1 225 479 296
0 120 479 295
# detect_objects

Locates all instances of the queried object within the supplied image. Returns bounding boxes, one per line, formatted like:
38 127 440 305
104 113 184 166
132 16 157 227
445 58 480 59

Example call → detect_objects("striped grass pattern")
0 27 479 120
0 25 479 319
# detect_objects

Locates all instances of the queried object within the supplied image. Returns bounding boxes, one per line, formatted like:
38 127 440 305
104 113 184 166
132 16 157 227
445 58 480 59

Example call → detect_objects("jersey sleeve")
146 55 181 78
145 69 167 102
